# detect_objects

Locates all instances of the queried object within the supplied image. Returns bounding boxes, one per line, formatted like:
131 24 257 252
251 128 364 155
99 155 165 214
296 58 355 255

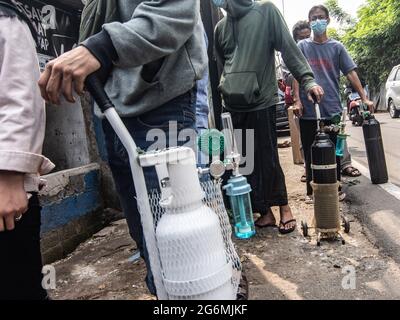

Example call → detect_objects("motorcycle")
344 88 364 127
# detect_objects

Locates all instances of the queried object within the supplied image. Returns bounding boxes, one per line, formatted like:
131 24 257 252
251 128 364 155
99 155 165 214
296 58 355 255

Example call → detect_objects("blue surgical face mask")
212 0 227 8
310 19 328 35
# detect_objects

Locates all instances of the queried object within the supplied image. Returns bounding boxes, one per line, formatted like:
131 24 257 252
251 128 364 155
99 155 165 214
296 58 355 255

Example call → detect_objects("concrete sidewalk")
49 143 400 300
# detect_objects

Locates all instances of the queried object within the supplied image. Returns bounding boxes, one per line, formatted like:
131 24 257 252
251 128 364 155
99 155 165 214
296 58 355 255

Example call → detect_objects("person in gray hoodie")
38 0 208 296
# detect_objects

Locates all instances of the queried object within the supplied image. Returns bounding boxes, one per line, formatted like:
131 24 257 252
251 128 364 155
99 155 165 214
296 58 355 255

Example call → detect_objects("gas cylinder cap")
315 132 330 141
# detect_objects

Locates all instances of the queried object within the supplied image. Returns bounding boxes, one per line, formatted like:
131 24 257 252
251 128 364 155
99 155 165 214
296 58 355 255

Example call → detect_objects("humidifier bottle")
223 175 255 239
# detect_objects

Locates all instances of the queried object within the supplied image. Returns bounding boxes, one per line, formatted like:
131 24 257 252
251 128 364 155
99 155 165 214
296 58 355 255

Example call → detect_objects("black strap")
0 0 38 46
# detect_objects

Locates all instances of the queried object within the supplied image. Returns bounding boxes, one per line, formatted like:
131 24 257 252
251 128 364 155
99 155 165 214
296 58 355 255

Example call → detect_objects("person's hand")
293 101 304 118
38 46 101 105
307 85 324 104
0 171 28 232
362 98 374 113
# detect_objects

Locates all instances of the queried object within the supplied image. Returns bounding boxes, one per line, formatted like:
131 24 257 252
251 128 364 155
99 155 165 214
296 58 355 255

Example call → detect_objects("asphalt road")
347 112 400 187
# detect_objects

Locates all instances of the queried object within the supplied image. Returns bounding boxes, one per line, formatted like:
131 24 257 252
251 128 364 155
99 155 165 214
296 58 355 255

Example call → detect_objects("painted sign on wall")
11 0 80 70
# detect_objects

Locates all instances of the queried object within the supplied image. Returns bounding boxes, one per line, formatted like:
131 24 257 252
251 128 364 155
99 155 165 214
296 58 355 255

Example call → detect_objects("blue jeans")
102 87 197 295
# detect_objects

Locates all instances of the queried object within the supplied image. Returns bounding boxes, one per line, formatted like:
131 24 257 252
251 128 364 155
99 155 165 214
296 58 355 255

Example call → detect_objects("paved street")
347 112 400 187
345 111 400 269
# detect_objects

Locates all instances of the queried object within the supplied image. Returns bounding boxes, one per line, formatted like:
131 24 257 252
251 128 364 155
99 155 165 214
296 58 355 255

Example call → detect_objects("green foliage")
327 27 341 41
342 0 400 93
325 0 356 26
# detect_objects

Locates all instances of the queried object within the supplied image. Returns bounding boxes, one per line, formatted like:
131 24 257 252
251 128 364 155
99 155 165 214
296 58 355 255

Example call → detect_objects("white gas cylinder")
155 148 235 300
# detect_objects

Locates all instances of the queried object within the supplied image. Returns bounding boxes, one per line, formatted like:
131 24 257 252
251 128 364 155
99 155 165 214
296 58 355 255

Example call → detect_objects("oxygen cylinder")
155 148 235 300
311 132 337 185
362 115 388 184
311 132 340 231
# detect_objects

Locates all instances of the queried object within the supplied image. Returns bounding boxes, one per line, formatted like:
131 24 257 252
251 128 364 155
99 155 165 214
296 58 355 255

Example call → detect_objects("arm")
92 0 201 69
0 18 53 175
214 22 225 67
0 18 51 231
346 70 374 112
268 3 324 102
339 44 374 112
39 0 201 104
292 79 303 117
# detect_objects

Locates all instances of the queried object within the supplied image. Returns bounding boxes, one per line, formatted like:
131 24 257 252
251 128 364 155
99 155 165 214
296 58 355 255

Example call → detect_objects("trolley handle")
85 74 115 113
310 93 322 124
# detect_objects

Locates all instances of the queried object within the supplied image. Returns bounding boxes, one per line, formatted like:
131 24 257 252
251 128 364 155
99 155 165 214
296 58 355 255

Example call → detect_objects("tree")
325 0 355 27
327 27 341 41
342 0 400 94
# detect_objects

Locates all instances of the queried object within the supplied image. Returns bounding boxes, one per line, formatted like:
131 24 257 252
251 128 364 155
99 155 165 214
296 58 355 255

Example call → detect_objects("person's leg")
102 87 197 296
263 107 295 232
299 119 318 197
294 116 306 182
101 124 157 293
340 140 361 177
0 194 47 300
231 109 276 227
341 140 352 171
327 128 346 200
326 128 341 184
232 106 294 231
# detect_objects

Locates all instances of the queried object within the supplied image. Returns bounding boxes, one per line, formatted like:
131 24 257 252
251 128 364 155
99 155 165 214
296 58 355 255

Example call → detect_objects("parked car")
385 64 400 118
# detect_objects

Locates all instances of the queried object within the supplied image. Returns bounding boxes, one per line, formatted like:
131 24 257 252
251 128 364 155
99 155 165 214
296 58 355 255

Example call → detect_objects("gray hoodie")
82 0 208 118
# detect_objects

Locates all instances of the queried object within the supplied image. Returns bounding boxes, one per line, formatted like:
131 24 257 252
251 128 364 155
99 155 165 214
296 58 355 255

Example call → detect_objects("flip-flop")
278 141 291 148
279 219 297 235
342 166 361 177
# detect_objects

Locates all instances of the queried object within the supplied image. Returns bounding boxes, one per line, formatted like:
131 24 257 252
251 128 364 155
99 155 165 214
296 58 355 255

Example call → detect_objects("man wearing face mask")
293 5 373 203
214 0 324 234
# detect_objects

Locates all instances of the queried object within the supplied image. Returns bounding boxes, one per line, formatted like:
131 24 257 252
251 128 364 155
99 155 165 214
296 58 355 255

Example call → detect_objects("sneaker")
305 195 314 204
339 191 346 202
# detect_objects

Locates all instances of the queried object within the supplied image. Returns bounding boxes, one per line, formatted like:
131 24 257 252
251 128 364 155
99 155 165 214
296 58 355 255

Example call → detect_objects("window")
395 69 400 81
388 68 398 82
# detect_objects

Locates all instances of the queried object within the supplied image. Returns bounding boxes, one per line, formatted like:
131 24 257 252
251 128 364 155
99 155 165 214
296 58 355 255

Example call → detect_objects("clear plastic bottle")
224 175 256 239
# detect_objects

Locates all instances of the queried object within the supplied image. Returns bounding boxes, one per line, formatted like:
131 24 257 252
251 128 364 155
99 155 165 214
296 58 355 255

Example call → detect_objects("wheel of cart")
342 216 351 234
301 221 309 237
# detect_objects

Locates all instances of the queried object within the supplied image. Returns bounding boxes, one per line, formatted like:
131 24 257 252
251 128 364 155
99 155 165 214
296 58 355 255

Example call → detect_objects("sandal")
278 140 291 148
279 219 297 235
342 166 361 177
305 195 314 204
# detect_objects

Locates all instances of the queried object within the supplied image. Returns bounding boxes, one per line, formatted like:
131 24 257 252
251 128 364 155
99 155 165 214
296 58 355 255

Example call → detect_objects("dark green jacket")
79 0 119 42
215 0 317 112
